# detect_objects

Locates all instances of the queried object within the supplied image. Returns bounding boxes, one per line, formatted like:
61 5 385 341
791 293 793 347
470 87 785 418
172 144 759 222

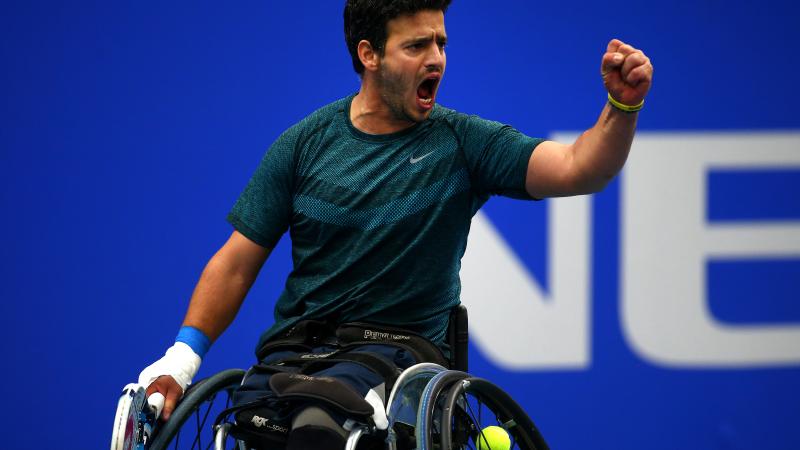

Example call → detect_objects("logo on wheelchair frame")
250 415 289 434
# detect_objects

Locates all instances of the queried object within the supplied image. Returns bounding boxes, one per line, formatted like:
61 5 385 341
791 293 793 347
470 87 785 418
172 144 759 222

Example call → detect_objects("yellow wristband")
607 93 644 113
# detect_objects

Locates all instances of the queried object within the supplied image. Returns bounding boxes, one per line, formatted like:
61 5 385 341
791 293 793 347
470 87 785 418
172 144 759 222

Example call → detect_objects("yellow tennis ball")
475 425 511 450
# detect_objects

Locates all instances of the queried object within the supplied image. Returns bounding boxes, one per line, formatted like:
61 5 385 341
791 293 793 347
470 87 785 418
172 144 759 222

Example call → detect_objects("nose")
425 43 445 71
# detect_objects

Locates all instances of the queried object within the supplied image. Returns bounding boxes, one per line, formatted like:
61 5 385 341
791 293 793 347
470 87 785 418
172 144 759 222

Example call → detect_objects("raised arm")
525 39 653 199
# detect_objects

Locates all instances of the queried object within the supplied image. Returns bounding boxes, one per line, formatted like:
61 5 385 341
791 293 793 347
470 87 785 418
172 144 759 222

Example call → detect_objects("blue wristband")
175 326 212 359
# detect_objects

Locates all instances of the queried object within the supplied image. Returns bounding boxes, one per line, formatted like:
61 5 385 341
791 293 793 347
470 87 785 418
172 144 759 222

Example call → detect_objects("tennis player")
135 1 652 448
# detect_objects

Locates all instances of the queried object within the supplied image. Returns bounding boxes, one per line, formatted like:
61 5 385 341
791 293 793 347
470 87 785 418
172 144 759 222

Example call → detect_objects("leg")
285 407 348 450
226 344 418 449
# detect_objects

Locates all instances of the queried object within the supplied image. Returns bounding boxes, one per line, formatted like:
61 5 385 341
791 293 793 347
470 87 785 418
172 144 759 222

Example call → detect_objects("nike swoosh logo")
410 151 435 164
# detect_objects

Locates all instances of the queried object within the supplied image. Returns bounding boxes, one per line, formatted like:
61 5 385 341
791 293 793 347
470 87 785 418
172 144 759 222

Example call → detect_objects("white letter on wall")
461 155 591 370
623 132 800 367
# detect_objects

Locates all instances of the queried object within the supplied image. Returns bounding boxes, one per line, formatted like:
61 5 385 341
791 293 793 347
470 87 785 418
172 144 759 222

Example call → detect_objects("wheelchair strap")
269 372 375 419
256 320 449 368
297 351 401 392
336 323 449 368
254 348 400 393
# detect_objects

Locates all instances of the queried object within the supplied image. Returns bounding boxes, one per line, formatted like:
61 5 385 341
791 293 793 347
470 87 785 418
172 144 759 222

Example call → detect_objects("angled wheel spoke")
436 378 549 450
190 392 218 449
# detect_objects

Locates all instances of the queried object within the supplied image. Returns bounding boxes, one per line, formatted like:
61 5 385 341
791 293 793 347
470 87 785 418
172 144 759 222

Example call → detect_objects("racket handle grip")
147 392 165 419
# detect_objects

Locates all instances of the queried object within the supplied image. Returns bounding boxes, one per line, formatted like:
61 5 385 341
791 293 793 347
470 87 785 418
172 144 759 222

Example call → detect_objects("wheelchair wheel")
385 363 447 450
435 377 549 450
148 368 246 450
415 370 470 449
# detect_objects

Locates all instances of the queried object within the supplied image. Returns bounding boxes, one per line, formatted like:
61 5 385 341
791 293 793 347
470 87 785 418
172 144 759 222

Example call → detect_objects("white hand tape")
138 342 201 393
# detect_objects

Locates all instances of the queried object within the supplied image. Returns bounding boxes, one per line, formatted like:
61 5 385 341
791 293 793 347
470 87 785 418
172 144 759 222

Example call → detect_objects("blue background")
2 1 799 449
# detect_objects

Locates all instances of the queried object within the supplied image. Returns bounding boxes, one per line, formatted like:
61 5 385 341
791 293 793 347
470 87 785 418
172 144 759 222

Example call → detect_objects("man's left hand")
601 39 653 106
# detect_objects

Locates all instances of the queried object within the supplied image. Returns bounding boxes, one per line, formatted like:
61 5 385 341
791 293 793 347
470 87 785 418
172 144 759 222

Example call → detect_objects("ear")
357 39 379 73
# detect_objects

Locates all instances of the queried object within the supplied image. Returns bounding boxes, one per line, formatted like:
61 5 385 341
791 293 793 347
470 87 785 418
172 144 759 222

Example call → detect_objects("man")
137 0 652 448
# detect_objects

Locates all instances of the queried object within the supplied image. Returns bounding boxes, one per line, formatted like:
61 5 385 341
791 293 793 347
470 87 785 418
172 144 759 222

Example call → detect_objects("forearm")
139 231 267 420
182 232 269 342
569 103 637 193
525 39 651 199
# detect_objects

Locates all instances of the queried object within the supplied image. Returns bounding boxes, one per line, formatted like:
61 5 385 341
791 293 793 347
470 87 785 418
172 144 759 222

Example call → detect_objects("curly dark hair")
344 0 452 75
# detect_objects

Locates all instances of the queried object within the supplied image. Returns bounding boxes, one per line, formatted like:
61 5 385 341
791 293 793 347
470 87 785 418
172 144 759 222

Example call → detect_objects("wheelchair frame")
145 306 549 450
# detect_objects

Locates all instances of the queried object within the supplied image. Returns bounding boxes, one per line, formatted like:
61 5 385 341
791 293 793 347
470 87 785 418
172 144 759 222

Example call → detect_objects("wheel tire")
415 370 470 449
439 377 549 450
148 368 245 450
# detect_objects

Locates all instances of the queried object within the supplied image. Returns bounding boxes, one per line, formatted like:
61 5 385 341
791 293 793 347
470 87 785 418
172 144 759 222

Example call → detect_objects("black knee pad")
286 425 346 450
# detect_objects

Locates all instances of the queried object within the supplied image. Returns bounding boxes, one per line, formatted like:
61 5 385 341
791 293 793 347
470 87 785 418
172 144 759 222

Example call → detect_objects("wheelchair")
143 306 549 450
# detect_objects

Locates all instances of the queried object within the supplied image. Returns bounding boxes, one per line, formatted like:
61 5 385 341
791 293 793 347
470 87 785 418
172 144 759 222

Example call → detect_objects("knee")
286 407 347 450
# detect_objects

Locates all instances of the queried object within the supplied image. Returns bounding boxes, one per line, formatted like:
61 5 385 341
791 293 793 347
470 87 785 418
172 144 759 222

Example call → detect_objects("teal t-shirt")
228 94 543 354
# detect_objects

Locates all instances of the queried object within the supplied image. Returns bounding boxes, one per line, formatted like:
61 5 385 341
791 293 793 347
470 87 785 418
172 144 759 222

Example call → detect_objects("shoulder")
287 96 350 136
429 104 504 128
428 104 506 139
273 95 351 150
428 103 465 125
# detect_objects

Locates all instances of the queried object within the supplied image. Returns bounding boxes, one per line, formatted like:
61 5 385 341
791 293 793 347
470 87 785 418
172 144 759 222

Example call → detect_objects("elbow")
585 172 616 194
570 167 617 195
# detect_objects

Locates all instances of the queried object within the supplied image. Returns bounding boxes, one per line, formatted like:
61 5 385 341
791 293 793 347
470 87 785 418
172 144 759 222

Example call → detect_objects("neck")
350 76 415 135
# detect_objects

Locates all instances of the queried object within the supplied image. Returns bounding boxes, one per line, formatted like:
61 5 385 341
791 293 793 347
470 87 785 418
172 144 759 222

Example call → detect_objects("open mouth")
416 75 440 109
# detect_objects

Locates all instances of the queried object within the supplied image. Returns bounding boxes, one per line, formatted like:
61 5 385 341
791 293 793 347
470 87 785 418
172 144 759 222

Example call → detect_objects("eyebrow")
404 33 448 46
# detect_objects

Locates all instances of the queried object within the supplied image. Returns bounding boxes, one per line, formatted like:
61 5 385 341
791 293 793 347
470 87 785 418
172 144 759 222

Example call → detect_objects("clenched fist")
601 39 653 107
